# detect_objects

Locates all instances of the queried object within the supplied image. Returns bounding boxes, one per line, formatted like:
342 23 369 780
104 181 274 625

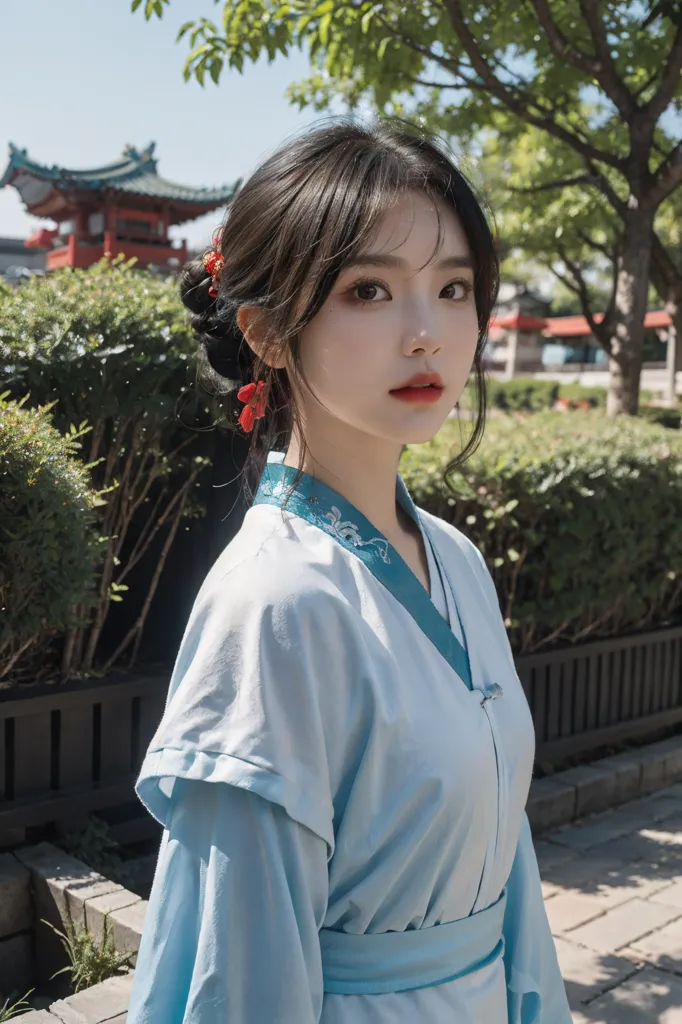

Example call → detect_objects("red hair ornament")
202 247 224 297
237 380 268 432
202 230 225 297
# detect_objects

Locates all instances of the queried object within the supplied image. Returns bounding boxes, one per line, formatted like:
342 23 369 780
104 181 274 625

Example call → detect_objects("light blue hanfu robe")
127 453 571 1023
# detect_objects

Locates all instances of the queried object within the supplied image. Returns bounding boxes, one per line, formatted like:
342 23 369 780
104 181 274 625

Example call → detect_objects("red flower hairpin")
202 231 225 297
237 380 269 433
202 247 224 297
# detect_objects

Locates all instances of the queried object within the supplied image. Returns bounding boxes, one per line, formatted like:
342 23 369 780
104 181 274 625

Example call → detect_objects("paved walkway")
539 782 682 1022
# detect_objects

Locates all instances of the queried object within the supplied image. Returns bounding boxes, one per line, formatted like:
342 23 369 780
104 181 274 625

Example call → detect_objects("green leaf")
376 36 392 61
318 12 332 47
176 20 195 42
131 0 143 11
361 6 376 33
187 41 212 61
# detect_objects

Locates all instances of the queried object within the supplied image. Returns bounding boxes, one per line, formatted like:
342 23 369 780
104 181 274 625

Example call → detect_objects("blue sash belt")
320 889 507 995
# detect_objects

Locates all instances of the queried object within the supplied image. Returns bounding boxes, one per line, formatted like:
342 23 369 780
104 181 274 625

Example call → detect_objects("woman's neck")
283 430 405 545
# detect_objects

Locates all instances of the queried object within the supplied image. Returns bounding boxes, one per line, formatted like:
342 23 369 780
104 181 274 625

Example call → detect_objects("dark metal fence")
516 624 682 762
0 672 167 847
2 626 682 846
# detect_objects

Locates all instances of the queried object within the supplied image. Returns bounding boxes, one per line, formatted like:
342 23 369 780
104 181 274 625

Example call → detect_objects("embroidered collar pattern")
258 474 391 564
254 456 474 692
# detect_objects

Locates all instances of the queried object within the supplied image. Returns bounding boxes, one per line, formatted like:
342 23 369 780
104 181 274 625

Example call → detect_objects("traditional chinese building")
487 281 672 377
0 142 239 273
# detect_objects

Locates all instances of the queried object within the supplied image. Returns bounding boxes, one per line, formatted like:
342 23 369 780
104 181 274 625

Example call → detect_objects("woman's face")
294 191 479 448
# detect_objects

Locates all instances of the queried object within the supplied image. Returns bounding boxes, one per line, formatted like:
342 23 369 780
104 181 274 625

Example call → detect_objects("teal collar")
255 454 472 691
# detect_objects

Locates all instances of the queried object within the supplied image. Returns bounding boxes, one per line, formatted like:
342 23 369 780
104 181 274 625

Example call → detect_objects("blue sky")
0 1 331 248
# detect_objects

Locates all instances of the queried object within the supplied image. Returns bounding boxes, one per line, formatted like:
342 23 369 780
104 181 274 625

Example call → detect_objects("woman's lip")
389 386 444 404
392 372 444 389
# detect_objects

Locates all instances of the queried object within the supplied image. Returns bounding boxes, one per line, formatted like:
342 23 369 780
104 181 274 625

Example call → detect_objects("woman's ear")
237 306 287 370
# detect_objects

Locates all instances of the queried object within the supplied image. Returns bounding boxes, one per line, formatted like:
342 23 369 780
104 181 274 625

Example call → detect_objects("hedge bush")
0 395 105 684
553 382 607 408
485 377 661 415
401 411 682 653
0 259 212 678
487 377 559 412
638 405 681 430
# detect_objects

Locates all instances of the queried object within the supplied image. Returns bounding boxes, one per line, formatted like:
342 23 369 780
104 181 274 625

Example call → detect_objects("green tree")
481 124 619 341
483 120 682 400
134 0 682 415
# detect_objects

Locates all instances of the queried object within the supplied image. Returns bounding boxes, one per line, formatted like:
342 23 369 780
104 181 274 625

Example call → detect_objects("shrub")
485 378 659 414
639 405 681 430
486 377 559 412
556 382 606 408
401 411 682 653
0 259 212 679
57 815 135 889
0 395 105 685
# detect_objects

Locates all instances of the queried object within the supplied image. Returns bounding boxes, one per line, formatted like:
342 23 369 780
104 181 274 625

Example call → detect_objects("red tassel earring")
237 380 269 433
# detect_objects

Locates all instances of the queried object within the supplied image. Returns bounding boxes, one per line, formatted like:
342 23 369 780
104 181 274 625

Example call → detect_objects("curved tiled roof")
542 311 671 338
0 142 239 205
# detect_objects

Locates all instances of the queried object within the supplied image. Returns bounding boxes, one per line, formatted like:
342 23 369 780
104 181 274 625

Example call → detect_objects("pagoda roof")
0 142 240 220
490 312 548 331
542 310 671 338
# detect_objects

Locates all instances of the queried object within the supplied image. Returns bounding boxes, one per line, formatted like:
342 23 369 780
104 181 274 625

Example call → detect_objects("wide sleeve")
135 561 368 854
127 776 329 1023
502 813 572 1024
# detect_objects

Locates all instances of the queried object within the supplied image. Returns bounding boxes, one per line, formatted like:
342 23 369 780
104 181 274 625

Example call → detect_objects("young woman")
127 120 571 1024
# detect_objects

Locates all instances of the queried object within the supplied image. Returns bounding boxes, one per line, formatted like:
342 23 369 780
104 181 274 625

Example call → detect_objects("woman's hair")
180 118 499 496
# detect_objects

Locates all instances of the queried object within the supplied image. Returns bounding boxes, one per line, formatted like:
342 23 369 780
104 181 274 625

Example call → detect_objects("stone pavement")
540 781 682 1022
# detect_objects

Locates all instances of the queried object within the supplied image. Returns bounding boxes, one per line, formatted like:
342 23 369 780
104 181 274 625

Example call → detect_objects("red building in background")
0 142 239 273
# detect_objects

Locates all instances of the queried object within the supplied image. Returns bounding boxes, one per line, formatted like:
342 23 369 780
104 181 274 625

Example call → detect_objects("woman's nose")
401 320 442 356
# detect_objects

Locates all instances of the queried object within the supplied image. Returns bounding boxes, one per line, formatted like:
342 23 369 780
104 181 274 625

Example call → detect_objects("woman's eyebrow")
343 253 474 271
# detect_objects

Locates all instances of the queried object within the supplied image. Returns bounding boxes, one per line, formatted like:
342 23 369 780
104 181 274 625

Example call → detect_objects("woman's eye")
442 281 472 301
354 281 389 302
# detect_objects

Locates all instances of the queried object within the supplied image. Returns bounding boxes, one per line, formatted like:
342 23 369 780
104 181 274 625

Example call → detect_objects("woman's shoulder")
195 502 363 629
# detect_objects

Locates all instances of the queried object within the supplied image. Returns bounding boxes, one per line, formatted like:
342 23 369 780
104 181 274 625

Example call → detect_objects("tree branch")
507 161 629 228
547 262 581 296
640 21 682 123
651 229 681 290
650 139 682 207
439 0 625 169
401 74 472 91
577 230 613 261
555 241 613 353
584 159 628 216
633 69 659 100
527 0 636 118
508 173 599 194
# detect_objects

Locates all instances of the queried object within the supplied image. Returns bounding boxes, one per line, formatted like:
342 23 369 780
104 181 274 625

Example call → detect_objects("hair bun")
180 255 252 382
